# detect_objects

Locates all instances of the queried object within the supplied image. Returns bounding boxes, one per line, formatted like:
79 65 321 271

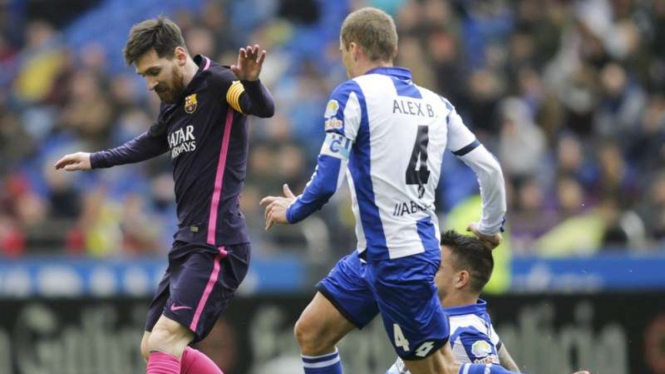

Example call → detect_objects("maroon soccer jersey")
91 55 274 246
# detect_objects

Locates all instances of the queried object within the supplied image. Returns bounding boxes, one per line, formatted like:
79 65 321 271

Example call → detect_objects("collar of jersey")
443 299 487 316
364 66 412 80
178 54 210 100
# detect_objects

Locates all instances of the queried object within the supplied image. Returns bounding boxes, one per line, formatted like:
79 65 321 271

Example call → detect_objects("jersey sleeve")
489 324 501 348
457 328 500 365
444 99 507 235
444 102 479 156
285 133 351 223
285 81 363 224
211 68 275 117
90 121 169 168
323 80 363 141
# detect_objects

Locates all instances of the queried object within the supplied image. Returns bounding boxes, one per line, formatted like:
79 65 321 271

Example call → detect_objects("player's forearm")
498 345 520 372
90 132 168 169
286 155 344 224
239 79 275 118
459 145 507 234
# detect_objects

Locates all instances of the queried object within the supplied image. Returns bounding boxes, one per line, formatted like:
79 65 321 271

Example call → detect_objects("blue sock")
301 348 343 374
458 363 528 374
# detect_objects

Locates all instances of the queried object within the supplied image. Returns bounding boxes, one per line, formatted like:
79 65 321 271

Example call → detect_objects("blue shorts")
316 250 449 360
145 242 250 343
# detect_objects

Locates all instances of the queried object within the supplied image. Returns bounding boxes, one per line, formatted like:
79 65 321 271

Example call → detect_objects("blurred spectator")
594 140 639 208
594 62 646 139
498 97 546 184
59 69 113 147
639 172 665 244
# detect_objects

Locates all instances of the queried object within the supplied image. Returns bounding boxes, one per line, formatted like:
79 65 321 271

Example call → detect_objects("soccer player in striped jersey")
261 7 589 374
386 231 520 374
55 17 274 374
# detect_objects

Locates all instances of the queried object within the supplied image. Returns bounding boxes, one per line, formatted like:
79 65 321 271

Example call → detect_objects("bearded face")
135 49 186 104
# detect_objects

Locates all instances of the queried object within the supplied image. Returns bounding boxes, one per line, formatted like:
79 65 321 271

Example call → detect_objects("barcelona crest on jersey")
185 94 198 114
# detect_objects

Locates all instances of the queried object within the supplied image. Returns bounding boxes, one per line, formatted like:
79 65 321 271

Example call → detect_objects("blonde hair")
341 7 398 62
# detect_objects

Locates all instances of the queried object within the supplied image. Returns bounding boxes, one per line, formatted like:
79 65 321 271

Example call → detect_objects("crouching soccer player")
386 231 519 374
386 230 589 374
55 17 274 374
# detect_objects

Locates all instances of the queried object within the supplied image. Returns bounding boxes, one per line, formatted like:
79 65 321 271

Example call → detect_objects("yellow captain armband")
226 80 245 114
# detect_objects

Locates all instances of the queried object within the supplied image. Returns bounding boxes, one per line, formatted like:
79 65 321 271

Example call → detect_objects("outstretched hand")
466 222 502 249
231 44 266 82
260 184 296 230
54 152 92 171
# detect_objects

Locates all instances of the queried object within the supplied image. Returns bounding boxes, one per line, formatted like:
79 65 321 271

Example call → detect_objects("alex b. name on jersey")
168 125 197 159
393 98 435 117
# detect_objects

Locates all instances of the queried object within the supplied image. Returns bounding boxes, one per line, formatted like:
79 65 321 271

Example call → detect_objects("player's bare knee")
294 314 331 354
147 317 193 357
294 315 315 347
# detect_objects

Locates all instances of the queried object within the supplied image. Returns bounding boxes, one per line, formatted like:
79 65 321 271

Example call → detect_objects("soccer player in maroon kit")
55 17 274 374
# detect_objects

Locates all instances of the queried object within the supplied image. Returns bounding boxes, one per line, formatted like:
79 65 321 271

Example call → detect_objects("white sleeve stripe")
342 91 361 141
337 160 347 190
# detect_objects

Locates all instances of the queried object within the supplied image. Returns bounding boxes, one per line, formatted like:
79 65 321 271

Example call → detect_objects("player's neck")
182 57 199 88
441 292 479 308
357 60 393 77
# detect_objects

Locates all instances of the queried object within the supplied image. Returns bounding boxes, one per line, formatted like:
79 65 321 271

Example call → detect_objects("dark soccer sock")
301 348 343 374
147 352 181 374
459 363 529 374
181 347 224 374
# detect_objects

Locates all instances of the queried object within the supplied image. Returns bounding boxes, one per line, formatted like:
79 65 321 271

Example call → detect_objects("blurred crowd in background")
0 0 664 261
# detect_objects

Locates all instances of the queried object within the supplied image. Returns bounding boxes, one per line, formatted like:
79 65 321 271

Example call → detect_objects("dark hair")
340 7 398 62
123 16 186 65
440 230 494 293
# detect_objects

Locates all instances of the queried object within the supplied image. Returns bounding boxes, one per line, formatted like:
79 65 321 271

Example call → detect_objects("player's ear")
349 42 359 61
455 270 470 289
174 46 187 66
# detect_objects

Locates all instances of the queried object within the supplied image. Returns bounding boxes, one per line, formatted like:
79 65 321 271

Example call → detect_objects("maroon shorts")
145 241 250 343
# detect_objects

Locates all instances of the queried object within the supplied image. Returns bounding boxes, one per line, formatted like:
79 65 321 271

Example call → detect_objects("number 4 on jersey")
405 125 430 199
393 324 410 352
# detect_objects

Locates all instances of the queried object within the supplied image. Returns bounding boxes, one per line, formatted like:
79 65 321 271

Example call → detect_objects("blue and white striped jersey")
287 67 506 262
386 300 501 374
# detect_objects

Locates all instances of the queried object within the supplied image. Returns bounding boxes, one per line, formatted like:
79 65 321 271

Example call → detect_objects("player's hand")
231 44 266 82
260 184 296 230
572 371 590 374
466 222 502 249
54 152 92 171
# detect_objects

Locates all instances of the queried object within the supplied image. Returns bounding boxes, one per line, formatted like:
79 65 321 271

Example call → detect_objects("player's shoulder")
329 75 393 106
198 56 237 89
330 78 364 98
415 83 442 100
413 84 455 110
